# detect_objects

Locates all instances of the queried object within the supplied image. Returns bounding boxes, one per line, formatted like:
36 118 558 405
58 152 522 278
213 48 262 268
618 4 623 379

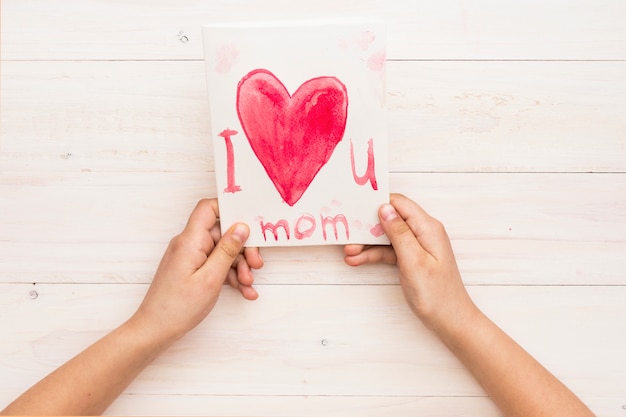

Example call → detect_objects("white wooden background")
1 1 625 415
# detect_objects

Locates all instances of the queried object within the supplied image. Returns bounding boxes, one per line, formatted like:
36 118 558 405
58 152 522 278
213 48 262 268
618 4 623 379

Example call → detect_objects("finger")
224 261 258 301
239 285 259 301
344 244 366 257
197 223 249 285
235 256 258 300
389 194 450 258
226 267 239 289
178 200 220 256
183 199 219 235
244 247 264 269
344 246 397 266
378 202 431 270
235 254 254 287
209 224 222 244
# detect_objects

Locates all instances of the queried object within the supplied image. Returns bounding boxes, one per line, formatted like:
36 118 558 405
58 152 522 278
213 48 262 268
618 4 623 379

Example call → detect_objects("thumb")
379 203 428 267
198 223 249 282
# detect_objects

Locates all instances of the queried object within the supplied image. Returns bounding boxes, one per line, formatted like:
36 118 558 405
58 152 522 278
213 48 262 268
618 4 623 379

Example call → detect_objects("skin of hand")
1 199 263 416
344 193 595 417
344 193 476 333
131 198 263 343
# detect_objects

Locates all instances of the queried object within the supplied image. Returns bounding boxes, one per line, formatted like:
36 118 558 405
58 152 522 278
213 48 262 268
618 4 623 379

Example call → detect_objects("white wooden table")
1 1 625 415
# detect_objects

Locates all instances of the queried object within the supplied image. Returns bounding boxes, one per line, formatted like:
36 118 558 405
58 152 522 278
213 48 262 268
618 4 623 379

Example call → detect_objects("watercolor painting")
202 21 388 247
237 69 348 206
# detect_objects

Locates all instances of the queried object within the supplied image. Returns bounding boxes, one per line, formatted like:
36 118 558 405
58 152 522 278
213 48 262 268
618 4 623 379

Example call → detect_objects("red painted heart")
236 69 348 206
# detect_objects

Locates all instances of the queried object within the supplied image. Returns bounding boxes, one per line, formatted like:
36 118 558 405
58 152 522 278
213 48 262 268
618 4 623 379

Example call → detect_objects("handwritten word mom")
259 212 350 242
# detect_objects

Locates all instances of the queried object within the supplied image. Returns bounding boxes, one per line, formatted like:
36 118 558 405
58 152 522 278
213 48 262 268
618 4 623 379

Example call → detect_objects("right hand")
344 194 477 333
131 199 263 344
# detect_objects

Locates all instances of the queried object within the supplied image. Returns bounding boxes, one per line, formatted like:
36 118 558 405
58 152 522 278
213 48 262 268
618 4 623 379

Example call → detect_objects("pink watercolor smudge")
367 50 386 72
331 199 342 207
351 219 363 229
355 30 376 51
215 44 239 74
369 223 384 237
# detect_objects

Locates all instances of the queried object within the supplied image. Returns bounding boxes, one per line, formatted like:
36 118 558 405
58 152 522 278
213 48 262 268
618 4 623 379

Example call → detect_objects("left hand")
130 199 263 343
343 194 474 333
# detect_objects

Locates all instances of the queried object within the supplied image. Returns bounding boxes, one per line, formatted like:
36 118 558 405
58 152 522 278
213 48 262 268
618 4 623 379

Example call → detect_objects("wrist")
122 313 178 358
429 299 484 349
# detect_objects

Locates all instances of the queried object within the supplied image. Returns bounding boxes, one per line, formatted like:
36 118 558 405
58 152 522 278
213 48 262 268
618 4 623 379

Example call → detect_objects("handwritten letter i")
220 128 242 193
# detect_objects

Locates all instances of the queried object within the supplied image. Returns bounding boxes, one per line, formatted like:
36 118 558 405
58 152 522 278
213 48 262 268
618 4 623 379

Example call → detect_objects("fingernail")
380 203 398 221
230 223 249 242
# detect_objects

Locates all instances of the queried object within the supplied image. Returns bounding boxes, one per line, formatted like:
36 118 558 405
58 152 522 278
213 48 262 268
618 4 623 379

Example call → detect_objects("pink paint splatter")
369 223 384 237
215 44 239 74
236 69 348 206
351 219 363 229
355 31 376 51
338 31 375 51
367 50 386 72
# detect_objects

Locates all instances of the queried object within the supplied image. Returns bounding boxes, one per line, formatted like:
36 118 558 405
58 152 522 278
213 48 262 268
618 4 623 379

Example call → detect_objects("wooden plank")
1 172 624 244
1 172 625 285
0 60 212 172
1 284 624 402
101 395 624 417
3 392 621 416
104 395 504 417
1 0 625 60
0 172 212 244
391 173 626 243
2 61 625 173
2 239 626 286
389 60 626 173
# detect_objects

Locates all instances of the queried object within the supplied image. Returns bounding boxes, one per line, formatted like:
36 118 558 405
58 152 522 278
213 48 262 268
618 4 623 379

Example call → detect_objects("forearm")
1 317 172 416
438 305 595 417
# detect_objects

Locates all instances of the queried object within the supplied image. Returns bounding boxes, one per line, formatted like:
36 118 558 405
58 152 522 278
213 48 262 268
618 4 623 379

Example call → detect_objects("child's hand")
131 199 263 343
344 194 476 333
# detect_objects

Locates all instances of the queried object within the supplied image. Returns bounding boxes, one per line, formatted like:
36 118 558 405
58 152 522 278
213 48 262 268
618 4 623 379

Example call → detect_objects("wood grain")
1 284 624 402
2 61 625 173
102 395 625 417
2 0 625 60
1 0 625 415
1 172 625 285
105 395 505 417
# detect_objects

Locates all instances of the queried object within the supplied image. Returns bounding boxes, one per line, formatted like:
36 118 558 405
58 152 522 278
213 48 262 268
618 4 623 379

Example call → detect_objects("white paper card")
202 20 389 246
